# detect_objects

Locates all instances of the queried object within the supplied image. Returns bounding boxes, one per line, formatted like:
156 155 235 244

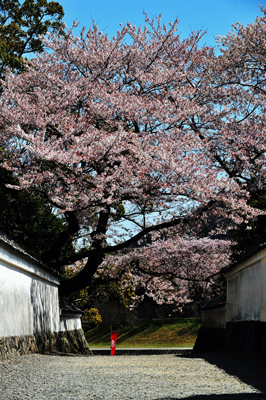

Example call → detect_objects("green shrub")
82 308 102 330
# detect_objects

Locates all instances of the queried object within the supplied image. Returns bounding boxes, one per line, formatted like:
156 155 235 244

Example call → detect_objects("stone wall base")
193 326 227 353
193 321 266 356
0 329 92 360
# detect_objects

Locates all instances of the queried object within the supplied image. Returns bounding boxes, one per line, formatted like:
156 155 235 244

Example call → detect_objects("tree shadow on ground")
155 395 266 400
173 352 266 397
116 322 156 343
85 323 151 345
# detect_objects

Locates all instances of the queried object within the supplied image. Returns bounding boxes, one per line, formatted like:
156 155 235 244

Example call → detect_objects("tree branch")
57 199 215 267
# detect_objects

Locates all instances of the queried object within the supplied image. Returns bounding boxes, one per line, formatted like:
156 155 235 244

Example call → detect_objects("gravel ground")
0 353 266 400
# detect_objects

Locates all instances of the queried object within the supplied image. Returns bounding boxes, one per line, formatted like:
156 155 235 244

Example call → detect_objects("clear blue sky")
59 0 265 47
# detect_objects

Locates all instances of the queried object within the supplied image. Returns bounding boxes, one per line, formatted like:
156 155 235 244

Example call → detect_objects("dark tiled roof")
59 297 84 314
201 293 226 310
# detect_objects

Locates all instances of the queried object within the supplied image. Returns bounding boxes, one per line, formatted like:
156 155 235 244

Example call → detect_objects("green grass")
85 318 201 348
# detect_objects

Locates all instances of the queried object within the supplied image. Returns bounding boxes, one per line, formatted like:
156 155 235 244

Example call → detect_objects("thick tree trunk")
58 253 102 297
59 209 110 297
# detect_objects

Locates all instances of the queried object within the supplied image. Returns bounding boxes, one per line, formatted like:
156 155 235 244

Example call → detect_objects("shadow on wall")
174 352 266 397
30 278 59 334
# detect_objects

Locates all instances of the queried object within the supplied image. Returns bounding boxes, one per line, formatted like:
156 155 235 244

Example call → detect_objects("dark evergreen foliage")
0 0 64 77
230 197 266 259
0 167 74 273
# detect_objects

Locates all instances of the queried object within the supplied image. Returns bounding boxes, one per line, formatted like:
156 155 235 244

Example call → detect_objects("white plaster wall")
0 263 32 336
260 258 266 321
0 246 61 337
202 307 226 329
226 262 261 322
60 316 82 331
0 246 60 285
30 277 61 334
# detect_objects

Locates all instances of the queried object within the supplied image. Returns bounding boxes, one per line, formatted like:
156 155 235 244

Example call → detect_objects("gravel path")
0 353 266 400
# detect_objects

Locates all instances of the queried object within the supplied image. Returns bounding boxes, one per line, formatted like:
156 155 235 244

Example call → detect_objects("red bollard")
110 332 118 355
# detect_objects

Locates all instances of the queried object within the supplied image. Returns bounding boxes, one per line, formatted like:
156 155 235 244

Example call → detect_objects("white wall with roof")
0 236 82 338
60 313 82 331
225 246 266 323
202 305 226 329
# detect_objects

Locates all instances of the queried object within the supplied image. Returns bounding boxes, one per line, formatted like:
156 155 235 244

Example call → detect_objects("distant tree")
65 260 135 310
0 167 74 271
64 237 231 312
230 196 266 259
0 0 64 77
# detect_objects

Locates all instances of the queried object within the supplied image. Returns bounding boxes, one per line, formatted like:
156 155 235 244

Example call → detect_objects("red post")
110 332 118 355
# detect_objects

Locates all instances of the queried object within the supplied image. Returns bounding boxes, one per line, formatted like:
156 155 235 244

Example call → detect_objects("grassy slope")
85 318 201 348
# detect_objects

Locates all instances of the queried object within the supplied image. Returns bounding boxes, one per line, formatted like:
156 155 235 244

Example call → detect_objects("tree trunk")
59 209 110 297
58 253 102 297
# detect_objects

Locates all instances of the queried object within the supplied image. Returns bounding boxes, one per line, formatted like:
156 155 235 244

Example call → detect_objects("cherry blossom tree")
211 6 266 199
95 236 231 309
66 236 231 310
0 15 263 298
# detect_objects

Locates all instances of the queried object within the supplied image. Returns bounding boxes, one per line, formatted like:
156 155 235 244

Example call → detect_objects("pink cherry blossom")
0 14 264 297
